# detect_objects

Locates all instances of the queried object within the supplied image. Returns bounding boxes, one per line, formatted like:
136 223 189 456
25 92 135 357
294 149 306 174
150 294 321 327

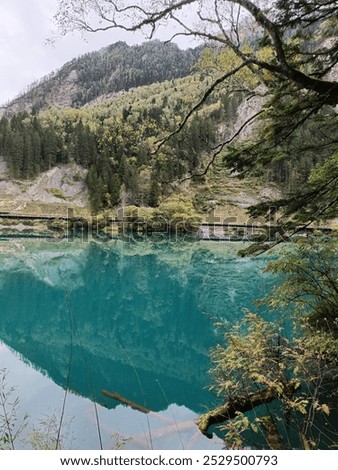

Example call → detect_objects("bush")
121 197 202 233
154 194 202 233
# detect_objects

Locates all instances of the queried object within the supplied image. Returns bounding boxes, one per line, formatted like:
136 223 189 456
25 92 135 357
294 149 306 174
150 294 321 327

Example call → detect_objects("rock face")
0 156 88 209
4 70 79 115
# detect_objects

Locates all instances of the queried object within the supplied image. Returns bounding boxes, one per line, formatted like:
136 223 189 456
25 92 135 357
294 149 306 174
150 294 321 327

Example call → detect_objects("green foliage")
0 113 65 179
155 194 203 232
264 241 338 335
206 239 338 449
210 310 338 449
210 313 290 401
122 196 202 233
197 46 259 89
123 205 155 231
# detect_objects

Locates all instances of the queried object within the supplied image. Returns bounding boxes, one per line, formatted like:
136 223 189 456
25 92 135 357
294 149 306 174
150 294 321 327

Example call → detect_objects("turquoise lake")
0 237 275 450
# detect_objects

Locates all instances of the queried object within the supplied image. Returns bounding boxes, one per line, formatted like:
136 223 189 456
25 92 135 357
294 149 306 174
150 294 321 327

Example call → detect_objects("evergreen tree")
149 172 161 207
109 174 121 207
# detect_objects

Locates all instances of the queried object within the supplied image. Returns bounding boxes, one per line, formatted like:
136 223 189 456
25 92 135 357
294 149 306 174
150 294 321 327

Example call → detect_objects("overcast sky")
0 0 196 106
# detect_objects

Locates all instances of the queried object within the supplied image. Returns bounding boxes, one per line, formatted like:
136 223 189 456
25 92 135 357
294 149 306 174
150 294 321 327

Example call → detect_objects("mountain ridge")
1 40 202 116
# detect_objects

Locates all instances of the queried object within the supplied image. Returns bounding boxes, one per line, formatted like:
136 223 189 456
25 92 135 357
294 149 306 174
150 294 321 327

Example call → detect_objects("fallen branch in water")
101 390 151 414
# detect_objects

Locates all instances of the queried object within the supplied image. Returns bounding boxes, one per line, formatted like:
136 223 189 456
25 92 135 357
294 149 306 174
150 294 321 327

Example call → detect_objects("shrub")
154 195 202 233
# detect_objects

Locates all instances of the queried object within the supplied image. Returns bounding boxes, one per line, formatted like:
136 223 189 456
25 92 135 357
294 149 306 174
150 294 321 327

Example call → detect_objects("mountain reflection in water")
0 238 273 449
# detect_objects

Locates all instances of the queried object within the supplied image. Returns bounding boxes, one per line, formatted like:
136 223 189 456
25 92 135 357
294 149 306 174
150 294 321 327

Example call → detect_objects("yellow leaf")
321 404 330 416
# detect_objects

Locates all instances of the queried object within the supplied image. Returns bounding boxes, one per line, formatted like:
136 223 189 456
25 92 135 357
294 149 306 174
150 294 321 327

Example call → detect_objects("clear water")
0 238 275 450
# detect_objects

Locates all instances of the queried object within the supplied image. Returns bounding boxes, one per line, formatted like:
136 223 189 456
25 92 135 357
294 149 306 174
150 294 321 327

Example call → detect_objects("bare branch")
55 0 338 103
180 108 264 182
154 60 251 151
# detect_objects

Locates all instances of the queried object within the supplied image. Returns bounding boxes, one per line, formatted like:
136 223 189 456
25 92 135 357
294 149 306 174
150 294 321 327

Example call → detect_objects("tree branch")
232 0 289 66
197 381 298 438
154 60 251 152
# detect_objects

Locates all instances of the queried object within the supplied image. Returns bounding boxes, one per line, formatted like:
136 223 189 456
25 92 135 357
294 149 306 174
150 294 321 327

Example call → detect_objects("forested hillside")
0 72 222 212
1 40 336 220
1 41 201 114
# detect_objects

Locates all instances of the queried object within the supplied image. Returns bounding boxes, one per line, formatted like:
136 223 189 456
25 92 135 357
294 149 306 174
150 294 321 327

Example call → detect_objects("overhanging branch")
197 381 298 438
154 60 251 152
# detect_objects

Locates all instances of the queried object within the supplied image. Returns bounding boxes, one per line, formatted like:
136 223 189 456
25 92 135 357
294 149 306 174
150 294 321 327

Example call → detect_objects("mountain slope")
2 39 332 226
0 156 88 216
2 41 201 115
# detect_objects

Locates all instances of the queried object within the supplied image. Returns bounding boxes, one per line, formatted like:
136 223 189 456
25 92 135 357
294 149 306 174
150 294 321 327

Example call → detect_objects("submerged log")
197 383 297 438
101 390 151 414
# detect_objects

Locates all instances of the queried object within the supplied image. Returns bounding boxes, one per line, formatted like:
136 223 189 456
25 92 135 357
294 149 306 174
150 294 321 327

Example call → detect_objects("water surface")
0 238 274 449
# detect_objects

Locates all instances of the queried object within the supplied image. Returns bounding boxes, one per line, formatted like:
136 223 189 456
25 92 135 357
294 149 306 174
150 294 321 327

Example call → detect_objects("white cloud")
0 0 141 105
0 1 49 103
